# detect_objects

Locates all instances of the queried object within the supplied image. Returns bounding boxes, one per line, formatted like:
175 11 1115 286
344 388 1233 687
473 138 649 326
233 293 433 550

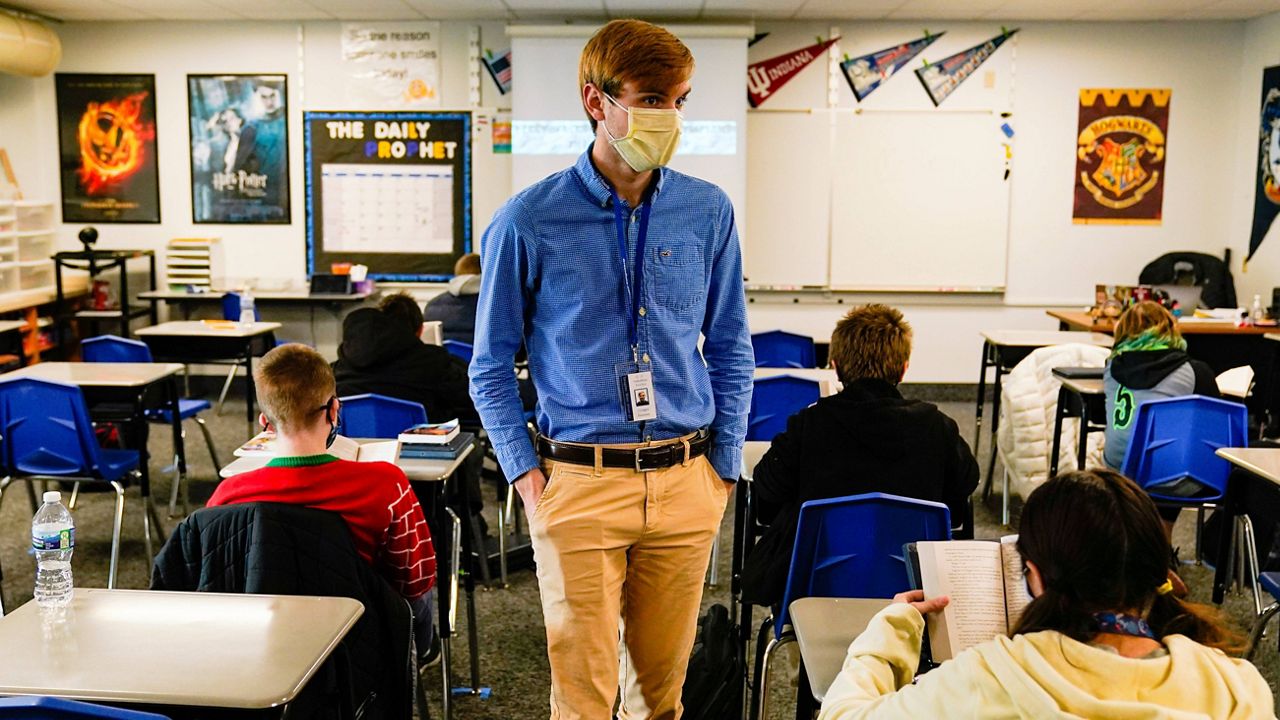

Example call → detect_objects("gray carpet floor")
0 388 1275 718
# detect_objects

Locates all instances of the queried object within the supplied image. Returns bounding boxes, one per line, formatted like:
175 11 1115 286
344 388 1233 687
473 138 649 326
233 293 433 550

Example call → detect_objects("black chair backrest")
151 503 413 720
1138 251 1237 309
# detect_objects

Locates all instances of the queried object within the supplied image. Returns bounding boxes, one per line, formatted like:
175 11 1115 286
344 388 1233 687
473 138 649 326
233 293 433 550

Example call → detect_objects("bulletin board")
304 111 471 281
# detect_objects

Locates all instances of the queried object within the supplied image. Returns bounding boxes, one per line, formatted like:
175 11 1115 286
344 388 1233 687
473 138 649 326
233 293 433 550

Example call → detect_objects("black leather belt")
537 431 710 472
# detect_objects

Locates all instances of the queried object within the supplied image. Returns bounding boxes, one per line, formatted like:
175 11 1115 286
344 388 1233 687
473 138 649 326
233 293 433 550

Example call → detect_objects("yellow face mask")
602 93 683 173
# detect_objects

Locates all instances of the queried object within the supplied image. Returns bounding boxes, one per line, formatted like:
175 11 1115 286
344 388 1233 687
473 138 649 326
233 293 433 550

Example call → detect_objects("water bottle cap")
43 490 61 503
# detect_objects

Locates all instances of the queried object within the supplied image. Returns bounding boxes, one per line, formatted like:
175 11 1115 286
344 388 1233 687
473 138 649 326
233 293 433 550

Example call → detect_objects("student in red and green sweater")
208 343 437 657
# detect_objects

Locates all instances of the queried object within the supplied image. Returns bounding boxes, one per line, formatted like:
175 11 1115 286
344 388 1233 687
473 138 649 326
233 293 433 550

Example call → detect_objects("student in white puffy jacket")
819 469 1273 720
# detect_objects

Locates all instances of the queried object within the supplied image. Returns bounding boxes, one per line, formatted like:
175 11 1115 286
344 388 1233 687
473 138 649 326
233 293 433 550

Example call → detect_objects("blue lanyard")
1092 612 1156 640
611 190 653 356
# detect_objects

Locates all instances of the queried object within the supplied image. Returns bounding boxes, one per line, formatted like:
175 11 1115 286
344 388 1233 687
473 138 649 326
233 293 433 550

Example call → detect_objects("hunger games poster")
56 74 161 223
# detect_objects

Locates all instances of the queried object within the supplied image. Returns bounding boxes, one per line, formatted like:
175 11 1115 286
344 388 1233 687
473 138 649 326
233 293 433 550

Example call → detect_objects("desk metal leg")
1049 386 1067 478
1213 472 1243 604
984 350 1005 497
1075 411 1089 472
451 456 490 700
166 377 189 518
244 350 256 439
976 342 991 500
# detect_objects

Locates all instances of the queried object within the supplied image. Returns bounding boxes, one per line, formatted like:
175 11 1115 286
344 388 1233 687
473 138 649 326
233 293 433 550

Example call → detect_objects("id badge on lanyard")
612 189 659 423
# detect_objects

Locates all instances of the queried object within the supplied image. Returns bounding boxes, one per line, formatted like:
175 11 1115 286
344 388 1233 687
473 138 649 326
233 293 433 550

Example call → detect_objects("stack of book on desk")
398 420 471 460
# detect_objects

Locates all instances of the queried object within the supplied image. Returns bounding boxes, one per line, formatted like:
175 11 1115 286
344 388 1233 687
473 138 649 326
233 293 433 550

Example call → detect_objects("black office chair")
152 503 416 720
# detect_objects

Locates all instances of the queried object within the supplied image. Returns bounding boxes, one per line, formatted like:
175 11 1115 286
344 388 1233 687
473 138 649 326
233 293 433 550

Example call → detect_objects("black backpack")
681 603 742 720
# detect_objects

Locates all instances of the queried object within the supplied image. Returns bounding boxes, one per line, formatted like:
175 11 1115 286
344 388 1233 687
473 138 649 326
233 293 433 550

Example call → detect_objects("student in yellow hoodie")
820 469 1275 719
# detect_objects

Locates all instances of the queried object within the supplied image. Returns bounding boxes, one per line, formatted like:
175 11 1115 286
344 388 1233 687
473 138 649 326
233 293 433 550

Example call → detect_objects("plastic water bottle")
1253 294 1264 324
32 490 75 609
238 287 256 325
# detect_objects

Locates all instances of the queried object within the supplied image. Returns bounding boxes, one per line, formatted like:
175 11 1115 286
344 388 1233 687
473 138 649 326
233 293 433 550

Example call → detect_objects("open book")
915 535 1031 662
233 432 397 464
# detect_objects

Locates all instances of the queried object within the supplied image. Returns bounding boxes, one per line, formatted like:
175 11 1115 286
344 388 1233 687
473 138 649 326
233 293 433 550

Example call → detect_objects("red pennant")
747 37 839 108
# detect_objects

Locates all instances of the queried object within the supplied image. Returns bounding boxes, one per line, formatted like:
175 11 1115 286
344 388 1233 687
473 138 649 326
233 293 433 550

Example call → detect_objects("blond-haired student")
208 344 437 656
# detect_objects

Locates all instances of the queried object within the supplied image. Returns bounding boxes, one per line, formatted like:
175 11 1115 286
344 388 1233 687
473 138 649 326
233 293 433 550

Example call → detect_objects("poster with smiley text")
56 73 160 223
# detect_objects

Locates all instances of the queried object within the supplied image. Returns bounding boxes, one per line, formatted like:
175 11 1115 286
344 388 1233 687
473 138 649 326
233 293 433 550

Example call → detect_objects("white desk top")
0 588 362 709
980 330 1114 348
0 319 27 333
1059 377 1104 395
1217 447 1280 485
790 597 894 702
221 438 474 483
741 440 770 481
2 361 183 387
753 367 842 397
136 320 282 338
140 290 373 302
1267 333 1280 343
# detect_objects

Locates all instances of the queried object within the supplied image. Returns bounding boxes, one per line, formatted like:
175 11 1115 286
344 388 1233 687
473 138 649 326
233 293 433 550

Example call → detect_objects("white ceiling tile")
986 0 1107 20
210 0 331 19
791 0 904 20
1177 0 1280 19
604 0 705 16
886 0 1005 20
301 0 421 19
403 0 510 18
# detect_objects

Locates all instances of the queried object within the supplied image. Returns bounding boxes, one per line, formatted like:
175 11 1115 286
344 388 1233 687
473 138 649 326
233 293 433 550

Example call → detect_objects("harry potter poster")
188 74 290 224
1073 88 1171 225
56 73 160 223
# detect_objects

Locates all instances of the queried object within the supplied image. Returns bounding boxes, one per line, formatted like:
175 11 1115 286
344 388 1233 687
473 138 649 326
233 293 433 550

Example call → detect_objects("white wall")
743 19 1270 382
0 16 1274 379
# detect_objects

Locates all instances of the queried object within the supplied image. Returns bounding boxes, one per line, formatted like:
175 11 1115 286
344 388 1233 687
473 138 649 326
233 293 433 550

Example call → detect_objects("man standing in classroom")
470 19 753 720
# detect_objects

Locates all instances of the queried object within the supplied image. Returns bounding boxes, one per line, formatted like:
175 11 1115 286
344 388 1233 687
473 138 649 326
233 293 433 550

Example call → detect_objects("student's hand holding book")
892 589 950 617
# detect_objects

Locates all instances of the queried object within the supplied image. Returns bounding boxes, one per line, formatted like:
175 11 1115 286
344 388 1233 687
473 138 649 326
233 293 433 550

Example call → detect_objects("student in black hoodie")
1103 301 1219 537
333 294 476 423
740 304 978 607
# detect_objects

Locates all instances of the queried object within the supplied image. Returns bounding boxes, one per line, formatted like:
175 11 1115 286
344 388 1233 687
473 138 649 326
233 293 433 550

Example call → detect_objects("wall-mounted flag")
747 37 839 108
840 32 942 102
483 48 512 95
1073 88 1171 225
915 29 1017 106
1247 65 1280 265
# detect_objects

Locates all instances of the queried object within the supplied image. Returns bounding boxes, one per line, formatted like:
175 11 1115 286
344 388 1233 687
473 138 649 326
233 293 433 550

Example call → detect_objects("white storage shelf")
0 200 55 297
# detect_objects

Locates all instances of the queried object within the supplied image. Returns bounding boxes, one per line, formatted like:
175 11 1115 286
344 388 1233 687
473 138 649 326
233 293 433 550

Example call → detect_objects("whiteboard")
830 110 1009 290
745 111 830 287
744 108 1010 292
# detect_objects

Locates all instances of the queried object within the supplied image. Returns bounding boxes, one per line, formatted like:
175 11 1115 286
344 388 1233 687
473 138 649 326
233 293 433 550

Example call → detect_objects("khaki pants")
530 446 730 720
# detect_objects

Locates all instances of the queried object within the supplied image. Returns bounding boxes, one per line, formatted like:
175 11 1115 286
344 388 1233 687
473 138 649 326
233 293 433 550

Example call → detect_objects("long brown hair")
1011 469 1243 653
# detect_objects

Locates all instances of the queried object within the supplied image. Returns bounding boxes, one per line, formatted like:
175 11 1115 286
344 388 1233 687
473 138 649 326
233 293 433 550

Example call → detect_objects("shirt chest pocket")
652 246 706 314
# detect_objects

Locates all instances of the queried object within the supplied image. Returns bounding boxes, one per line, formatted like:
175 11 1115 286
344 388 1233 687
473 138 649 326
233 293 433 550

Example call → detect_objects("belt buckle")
634 447 664 473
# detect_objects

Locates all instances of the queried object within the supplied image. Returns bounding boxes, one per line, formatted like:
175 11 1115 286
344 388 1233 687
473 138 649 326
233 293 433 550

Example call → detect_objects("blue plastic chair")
338 393 428 439
0 697 170 719
443 340 474 363
1120 395 1248 504
0 377 147 589
81 335 221 517
752 330 817 369
221 292 260 322
746 375 820 442
753 492 951 718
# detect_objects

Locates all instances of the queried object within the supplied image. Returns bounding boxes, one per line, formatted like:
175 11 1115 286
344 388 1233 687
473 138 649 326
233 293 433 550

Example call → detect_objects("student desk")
1213 448 1280 603
0 361 186 569
790 597 893 704
1051 309 1280 432
221 438 480 720
753 367 842 397
1048 374 1107 478
135 320 280 438
140 289 376 320
975 330 1113 522
0 588 361 713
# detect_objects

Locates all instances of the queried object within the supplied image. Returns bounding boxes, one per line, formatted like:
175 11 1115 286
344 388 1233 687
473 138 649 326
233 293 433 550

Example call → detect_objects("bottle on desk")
32 490 75 609
1253 294 1265 325
239 287 256 325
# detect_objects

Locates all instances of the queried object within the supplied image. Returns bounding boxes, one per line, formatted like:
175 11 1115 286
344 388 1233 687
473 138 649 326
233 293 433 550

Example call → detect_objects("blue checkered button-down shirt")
470 147 754 482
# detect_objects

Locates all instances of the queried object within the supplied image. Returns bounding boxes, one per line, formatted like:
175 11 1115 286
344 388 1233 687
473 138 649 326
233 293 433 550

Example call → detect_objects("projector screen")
509 24 751 241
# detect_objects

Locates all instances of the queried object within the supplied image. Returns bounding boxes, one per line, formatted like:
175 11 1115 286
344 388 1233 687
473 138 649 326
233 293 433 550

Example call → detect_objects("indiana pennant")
747 37 839 108
915 29 1017 106
1248 65 1280 263
841 33 943 102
